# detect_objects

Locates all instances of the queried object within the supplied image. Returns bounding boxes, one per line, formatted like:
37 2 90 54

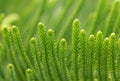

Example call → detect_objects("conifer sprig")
26 69 34 81
71 19 80 81
88 35 95 81
58 38 68 81
7 64 16 81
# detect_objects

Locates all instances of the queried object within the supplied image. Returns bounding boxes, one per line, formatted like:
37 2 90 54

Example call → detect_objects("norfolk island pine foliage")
0 0 120 81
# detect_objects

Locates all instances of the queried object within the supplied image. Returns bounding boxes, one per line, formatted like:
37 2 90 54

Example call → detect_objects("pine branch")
71 19 80 81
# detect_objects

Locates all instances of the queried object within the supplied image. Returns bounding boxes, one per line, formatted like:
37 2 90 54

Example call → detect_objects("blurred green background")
0 0 100 42
0 0 116 44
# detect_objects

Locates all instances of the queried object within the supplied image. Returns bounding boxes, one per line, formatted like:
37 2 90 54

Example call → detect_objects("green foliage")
1 19 120 81
0 0 120 81
26 69 35 81
7 64 16 81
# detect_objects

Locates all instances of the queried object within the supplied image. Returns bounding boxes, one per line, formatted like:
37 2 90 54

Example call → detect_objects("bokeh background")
0 0 104 43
